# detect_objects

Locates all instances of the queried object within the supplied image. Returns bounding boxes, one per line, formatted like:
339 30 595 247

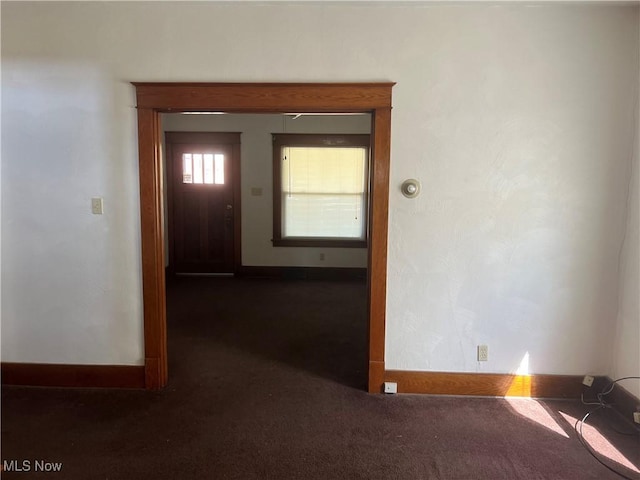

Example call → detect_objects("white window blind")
281 146 367 239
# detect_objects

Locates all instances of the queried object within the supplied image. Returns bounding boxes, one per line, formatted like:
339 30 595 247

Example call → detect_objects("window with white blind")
272 134 369 248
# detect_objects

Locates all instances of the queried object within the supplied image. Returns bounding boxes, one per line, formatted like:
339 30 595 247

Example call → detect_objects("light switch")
251 187 263 196
91 197 104 215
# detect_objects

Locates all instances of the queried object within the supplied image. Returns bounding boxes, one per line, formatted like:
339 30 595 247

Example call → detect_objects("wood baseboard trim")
1 362 145 389
238 266 367 281
384 370 587 399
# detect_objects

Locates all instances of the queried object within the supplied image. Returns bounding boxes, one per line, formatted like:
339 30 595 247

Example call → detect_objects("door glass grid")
183 153 225 185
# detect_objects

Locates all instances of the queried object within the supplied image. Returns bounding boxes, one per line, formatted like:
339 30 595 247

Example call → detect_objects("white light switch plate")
91 197 103 215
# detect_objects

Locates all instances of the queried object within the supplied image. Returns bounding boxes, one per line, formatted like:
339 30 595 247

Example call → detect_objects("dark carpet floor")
2 276 638 479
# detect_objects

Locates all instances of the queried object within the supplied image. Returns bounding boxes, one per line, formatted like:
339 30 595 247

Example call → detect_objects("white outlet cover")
384 382 398 394
477 345 489 361
582 375 595 387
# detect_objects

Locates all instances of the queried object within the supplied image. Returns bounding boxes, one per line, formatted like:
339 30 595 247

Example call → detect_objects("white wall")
1 2 638 374
610 78 640 399
162 113 370 268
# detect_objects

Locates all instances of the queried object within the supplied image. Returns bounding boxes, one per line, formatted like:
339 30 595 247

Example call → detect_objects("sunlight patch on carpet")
506 398 570 438
559 411 639 473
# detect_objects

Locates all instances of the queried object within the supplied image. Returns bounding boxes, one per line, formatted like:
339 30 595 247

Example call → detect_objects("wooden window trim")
133 82 393 393
272 133 370 249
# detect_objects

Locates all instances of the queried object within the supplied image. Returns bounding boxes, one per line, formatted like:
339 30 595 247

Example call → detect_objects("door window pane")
193 154 203 184
214 154 225 185
182 152 224 185
204 154 214 184
182 154 193 183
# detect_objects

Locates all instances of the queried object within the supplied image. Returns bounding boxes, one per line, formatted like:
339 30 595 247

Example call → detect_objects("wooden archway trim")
133 83 394 392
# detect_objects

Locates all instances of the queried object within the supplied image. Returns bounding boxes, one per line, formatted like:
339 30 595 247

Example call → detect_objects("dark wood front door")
166 132 240 274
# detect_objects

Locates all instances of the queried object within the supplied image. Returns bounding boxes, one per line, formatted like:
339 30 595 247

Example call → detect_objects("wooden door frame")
133 83 393 392
164 131 242 274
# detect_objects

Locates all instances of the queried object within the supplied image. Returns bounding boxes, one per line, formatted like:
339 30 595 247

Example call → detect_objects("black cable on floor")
574 408 637 480
574 377 640 480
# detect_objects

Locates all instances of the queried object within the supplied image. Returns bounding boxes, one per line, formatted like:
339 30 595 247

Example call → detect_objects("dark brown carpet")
2 276 638 479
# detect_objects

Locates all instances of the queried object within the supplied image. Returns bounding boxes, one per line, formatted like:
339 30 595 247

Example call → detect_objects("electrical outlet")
582 375 594 387
319 253 325 261
384 382 398 394
477 345 488 362
633 412 640 424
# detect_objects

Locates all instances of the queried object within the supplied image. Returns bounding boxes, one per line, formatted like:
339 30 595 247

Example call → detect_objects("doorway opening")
162 112 371 388
165 131 241 275
133 83 393 392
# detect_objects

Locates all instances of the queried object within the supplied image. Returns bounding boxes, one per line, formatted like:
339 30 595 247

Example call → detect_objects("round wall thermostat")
401 179 421 198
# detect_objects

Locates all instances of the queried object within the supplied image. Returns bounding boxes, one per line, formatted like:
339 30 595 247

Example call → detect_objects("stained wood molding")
133 82 394 111
1 363 145 389
384 370 588 398
367 108 391 393
369 361 385 394
137 107 168 390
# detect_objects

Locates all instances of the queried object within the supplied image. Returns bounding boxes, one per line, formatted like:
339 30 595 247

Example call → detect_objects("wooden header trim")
133 82 396 88
2 363 145 389
133 82 395 112
384 370 587 399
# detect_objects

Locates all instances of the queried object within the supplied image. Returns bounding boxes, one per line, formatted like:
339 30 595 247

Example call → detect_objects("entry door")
167 132 240 274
